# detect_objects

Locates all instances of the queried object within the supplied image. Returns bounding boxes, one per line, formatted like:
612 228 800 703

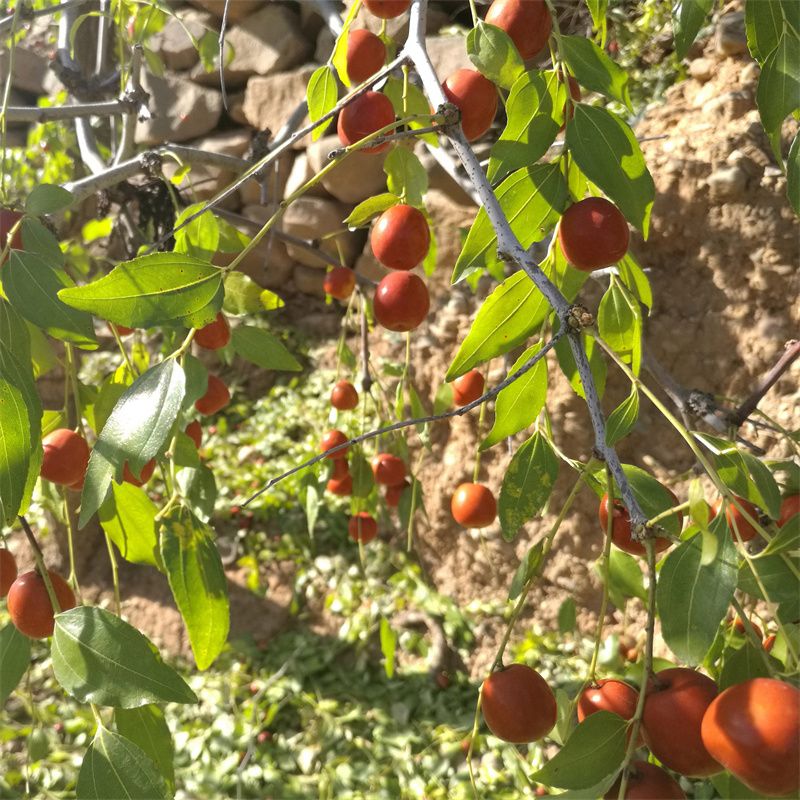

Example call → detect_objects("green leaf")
586 0 609 42
488 70 561 183
711 441 782 520
0 623 30 707
598 280 641 374
21 217 64 267
453 163 568 282
673 0 714 60
222 272 283 315
617 252 653 309
498 432 559 541
509 543 544 599
2 251 97 348
58 253 224 328
331 2 364 87
231 325 301 372
558 597 577 633
756 30 800 162
52 606 197 707
615 464 684 537
344 193 399 227
173 204 220 261
379 617 397 679
760 518 800 556
26 184 74 214
566 105 655 235
604 548 646 608
605 388 639 446
115 706 175 788
532 711 627 790
554 332 607 400
0 298 31 366
307 65 338 141
383 147 428 207
383 78 438 146
446 272 547 380
349 453 375 498
482 343 548 448
745 0 785 64
467 21 525 89
657 524 739 664
738 553 800 605
398 477 424 531
160 510 229 670
175 463 217 523
561 35 631 109
719 642 776 691
0 360 35 525
77 726 169 800
80 360 186 528
788 133 800 215
98 482 161 568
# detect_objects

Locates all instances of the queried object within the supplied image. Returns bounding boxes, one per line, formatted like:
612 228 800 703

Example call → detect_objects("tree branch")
402 0 646 525
241 331 564 507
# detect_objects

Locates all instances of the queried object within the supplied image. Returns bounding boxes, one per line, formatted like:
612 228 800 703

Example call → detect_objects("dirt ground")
23 39 799 674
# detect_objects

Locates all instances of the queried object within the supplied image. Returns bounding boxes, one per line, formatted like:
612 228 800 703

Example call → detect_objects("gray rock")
239 149 295 206
280 196 361 268
193 4 309 87
281 152 329 200
306 134 389 204
716 12 747 56
188 0 265 23
0 44 51 96
242 64 315 135
704 89 754 119
214 218 294 290
292 264 326 296
707 165 748 201
689 57 714 83
151 8 217 71
135 72 222 144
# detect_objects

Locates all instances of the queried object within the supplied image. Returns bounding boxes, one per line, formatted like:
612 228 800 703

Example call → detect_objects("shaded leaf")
115 706 175 788
232 325 301 372
467 21 525 89
673 0 714 60
0 624 30 707
605 388 639 446
561 35 631 109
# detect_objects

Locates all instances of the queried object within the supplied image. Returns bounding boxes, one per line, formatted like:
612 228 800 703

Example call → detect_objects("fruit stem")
102 528 122 616
109 323 137 376
646 500 689 527
730 595 777 677
61 489 83 602
616 539 657 800
587 466 615 683
467 0 478 27
17 516 63 616
64 344 86 437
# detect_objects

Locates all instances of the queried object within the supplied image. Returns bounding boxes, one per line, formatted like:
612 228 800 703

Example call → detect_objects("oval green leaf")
231 325 301 372
466 21 525 90
561 35 631 109
307 65 338 141
115 705 175 788
0 623 31 707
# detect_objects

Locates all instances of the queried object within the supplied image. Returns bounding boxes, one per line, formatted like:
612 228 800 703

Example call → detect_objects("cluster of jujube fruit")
481 661 798 797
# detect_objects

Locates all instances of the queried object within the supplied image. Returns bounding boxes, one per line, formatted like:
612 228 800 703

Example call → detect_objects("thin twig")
218 0 231 110
241 332 564 506
0 0 91 34
729 340 800 427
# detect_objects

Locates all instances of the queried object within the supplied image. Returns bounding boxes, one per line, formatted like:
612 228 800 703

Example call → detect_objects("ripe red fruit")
348 512 378 543
330 380 359 411
701 678 799 797
122 459 156 487
373 272 430 332
385 479 409 507
362 0 410 18
195 375 231 415
451 483 497 528
346 29 386 83
185 420 202 449
337 91 395 154
330 458 349 479
0 548 18 598
712 496 760 542
7 570 76 638
642 668 721 777
320 430 349 459
558 197 630 272
371 453 406 486
323 267 356 300
0 208 23 258
194 312 230 350
113 324 135 337
598 494 673 556
481 664 556 743
371 204 430 271
577 678 639 724
763 633 776 653
442 69 498 141
604 761 686 800
484 0 552 60
451 369 485 406
777 494 799 527
732 616 763 641
327 474 353 496
40 429 90 487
